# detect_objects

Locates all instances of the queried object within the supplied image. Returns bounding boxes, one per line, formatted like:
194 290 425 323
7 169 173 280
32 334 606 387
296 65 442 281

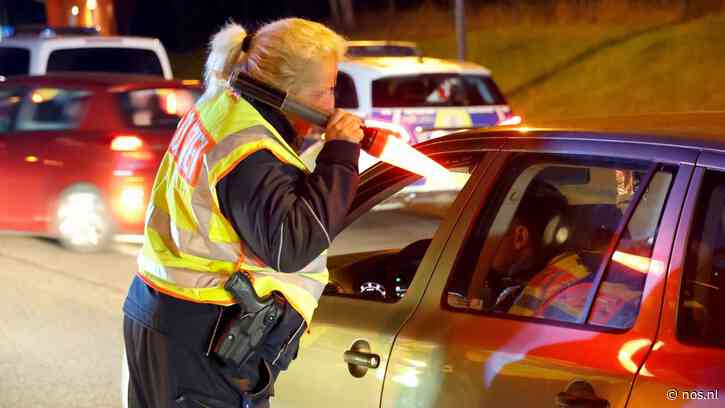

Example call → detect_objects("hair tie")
241 32 255 52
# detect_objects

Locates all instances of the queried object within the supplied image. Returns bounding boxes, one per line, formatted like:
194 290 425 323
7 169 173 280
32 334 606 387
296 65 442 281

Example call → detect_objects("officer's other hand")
325 109 364 144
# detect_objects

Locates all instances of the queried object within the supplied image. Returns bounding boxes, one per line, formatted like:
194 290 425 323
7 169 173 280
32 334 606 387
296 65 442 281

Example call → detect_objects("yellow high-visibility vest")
137 90 328 325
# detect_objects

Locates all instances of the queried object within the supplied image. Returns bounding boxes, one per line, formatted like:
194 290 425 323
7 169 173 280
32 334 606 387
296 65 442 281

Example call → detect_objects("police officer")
123 18 363 408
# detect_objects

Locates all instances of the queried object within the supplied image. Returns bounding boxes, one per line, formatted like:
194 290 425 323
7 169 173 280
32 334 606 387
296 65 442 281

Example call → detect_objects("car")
0 73 200 251
346 40 422 58
269 112 725 407
0 26 173 80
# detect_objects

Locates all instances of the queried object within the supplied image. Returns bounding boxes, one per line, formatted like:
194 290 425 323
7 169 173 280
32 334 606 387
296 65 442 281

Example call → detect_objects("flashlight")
228 71 450 180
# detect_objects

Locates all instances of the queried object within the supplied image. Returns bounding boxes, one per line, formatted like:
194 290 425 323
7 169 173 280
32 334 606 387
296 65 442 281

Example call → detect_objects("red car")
0 73 200 251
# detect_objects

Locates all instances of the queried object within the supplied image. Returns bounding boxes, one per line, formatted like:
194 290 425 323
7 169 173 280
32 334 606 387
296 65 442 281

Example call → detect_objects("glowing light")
611 251 664 275
393 369 420 388
618 338 651 375
24 156 39 163
86 0 97 10
120 186 144 211
165 91 178 115
516 126 531 134
181 80 200 86
71 5 80 15
377 135 451 181
111 135 143 151
498 115 523 126
364 119 411 144
31 93 44 103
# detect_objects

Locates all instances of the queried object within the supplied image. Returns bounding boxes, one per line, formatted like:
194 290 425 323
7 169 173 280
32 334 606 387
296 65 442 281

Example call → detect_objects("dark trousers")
123 301 304 408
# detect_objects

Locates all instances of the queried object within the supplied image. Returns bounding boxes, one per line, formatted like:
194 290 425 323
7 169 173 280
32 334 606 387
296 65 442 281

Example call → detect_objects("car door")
272 137 506 407
0 85 25 226
1 86 91 231
628 151 725 407
381 135 696 407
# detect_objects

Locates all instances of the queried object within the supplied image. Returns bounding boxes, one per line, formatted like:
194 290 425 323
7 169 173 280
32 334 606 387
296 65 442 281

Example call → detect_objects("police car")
305 55 519 206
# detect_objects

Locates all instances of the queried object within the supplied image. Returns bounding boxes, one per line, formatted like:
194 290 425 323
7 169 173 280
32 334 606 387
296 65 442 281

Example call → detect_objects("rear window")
0 47 30 77
117 88 199 129
347 45 419 57
47 48 163 76
15 87 91 131
372 74 506 108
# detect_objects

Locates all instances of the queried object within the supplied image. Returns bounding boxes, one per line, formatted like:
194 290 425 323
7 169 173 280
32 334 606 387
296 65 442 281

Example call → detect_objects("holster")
211 272 283 367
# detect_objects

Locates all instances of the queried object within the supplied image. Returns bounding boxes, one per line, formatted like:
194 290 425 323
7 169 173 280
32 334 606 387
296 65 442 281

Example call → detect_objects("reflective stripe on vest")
138 90 328 325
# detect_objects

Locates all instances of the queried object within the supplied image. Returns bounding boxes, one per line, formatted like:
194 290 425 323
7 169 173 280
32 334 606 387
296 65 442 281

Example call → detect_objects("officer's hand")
325 109 364 144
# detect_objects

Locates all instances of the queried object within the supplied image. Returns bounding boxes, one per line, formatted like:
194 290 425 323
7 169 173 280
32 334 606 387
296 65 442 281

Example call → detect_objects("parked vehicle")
0 26 173 79
272 112 725 407
0 73 200 251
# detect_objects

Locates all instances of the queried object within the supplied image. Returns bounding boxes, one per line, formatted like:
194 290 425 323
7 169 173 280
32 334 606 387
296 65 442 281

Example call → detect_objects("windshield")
0 47 30 77
47 48 164 76
372 74 506 108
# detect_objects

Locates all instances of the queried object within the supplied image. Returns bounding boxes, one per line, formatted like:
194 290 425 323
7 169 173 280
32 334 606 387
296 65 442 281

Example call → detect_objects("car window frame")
423 133 697 334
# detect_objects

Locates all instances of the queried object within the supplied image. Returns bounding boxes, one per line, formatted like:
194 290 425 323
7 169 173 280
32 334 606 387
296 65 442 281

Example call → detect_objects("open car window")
324 152 482 302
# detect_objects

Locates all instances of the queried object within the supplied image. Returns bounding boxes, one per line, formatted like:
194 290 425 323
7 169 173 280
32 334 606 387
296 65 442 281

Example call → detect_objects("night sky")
1 0 415 52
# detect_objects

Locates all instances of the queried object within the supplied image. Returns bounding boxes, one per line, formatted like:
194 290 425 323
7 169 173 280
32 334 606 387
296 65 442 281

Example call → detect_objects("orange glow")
113 180 146 223
618 338 651 375
182 80 200 86
24 155 39 163
111 135 143 151
365 119 411 144
611 250 665 275
377 135 450 180
31 93 44 103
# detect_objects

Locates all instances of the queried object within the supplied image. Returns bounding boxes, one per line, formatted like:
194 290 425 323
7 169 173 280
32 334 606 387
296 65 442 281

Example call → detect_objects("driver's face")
491 220 531 275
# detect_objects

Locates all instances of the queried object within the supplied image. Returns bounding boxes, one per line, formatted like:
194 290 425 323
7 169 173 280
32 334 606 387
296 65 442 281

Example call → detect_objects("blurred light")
25 155 39 163
113 170 134 177
612 251 664 275
498 115 523 126
376 134 450 181
392 369 420 388
31 93 44 103
111 135 143 151
517 126 531 134
86 0 97 11
0 75 6 82
165 91 178 115
618 338 651 375
120 186 144 210
57 192 105 247
71 5 80 16
182 80 200 86
365 119 411 144
115 183 146 223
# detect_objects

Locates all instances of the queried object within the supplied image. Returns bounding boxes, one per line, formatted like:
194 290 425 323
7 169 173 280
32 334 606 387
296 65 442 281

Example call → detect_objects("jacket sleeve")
216 140 360 272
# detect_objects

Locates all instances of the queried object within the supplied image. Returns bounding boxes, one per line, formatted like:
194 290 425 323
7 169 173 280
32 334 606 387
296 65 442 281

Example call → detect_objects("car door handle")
344 350 380 369
556 380 610 408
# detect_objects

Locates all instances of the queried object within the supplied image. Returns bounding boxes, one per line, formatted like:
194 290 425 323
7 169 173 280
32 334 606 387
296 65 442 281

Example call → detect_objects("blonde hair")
201 18 347 102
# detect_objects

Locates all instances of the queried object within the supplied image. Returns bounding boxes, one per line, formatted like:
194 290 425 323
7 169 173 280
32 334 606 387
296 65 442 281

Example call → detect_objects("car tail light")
111 135 143 151
364 119 411 144
498 114 523 126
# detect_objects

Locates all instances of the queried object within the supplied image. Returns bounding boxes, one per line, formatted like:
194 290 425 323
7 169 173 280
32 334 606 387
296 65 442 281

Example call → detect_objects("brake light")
111 135 143 151
498 115 523 126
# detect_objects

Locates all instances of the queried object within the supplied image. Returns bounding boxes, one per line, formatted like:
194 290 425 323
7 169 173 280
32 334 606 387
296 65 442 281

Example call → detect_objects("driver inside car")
484 179 601 321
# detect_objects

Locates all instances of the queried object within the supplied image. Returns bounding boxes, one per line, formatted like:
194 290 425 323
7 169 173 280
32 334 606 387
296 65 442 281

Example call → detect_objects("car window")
679 170 725 348
445 154 674 329
0 47 30 77
117 88 199 128
335 72 358 109
15 87 91 131
324 154 479 303
0 86 26 132
372 74 506 108
46 48 163 76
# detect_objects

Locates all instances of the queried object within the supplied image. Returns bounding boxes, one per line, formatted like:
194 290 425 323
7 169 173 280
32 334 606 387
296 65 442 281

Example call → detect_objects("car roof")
339 56 491 78
444 111 725 152
1 72 199 90
0 35 162 47
347 40 419 48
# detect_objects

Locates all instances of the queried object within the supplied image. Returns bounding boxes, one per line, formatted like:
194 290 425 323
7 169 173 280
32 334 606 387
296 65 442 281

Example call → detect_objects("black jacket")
216 99 360 271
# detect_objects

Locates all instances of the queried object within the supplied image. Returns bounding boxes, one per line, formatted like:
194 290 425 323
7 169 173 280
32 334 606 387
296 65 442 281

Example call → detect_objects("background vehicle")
275 113 725 407
0 26 173 79
0 73 199 251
